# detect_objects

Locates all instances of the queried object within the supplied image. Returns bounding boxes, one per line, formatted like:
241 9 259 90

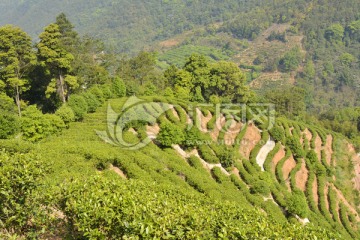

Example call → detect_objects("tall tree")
208 61 252 103
37 23 78 103
0 25 36 116
55 13 79 51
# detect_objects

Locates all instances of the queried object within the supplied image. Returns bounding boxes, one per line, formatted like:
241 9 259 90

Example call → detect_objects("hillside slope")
4 96 357 238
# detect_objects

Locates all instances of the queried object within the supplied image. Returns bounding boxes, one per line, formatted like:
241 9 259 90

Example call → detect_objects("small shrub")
100 84 113 99
55 104 75 127
183 127 207 148
157 122 185 147
0 113 19 139
21 105 65 141
68 94 88 120
89 85 105 103
111 77 126 97
82 92 101 112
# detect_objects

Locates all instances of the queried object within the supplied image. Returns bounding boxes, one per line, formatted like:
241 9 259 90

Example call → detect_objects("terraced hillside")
23 96 359 238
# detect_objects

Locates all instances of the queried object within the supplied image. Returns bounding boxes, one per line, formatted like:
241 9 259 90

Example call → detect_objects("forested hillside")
0 0 255 51
1 0 359 115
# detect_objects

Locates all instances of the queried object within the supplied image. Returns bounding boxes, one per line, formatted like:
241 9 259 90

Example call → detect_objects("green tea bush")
269 125 285 143
207 114 217 131
54 176 337 239
317 176 333 222
165 108 179 123
264 142 281 172
287 136 305 159
292 123 301 136
275 147 292 185
261 200 287 223
306 149 318 165
270 185 287 208
249 131 269 165
210 144 234 168
187 155 206 172
0 150 50 236
280 120 292 138
242 158 260 175
289 160 302 191
234 162 254 185
211 167 229 184
230 173 249 192
183 127 207 148
305 173 318 212
320 150 333 176
250 180 271 196
173 105 187 124
0 139 33 154
316 128 327 147
286 190 308 218
302 133 310 149
309 127 317 149
339 203 357 238
234 123 248 145
198 144 220 164
328 187 339 223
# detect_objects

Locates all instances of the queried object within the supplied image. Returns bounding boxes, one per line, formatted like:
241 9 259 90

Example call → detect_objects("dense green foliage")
0 2 360 238
0 150 50 236
52 176 337 239
157 122 185 147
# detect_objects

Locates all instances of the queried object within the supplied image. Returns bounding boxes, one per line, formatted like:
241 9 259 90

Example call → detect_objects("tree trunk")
58 71 67 103
15 86 21 117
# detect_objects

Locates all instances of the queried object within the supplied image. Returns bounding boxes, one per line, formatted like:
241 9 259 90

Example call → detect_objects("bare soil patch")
109 164 127 179
159 39 180 48
196 108 213 133
314 135 322 161
295 160 308 191
282 155 296 181
238 123 261 159
210 115 226 141
303 128 312 142
312 175 319 206
272 146 285 172
333 185 360 221
224 121 243 146
146 124 160 139
324 183 330 211
170 106 180 121
231 167 241 179
348 144 360 191
324 135 333 166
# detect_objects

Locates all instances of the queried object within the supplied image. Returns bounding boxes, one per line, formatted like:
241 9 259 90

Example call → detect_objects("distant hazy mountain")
0 0 253 51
